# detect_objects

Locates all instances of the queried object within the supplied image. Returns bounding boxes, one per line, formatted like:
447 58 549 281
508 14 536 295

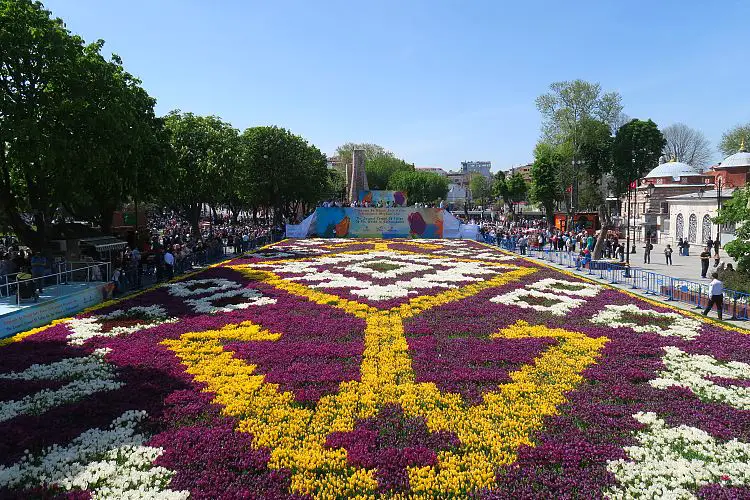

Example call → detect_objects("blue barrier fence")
493 240 749 321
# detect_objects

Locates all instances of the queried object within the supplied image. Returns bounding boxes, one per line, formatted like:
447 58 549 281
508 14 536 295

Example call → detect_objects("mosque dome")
719 139 750 168
644 157 701 181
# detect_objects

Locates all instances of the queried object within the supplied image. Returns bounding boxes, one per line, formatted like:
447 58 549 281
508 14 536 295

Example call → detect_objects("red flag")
629 180 637 189
565 185 573 193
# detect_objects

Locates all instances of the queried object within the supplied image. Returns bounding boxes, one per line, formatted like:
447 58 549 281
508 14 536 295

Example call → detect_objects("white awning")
79 237 128 252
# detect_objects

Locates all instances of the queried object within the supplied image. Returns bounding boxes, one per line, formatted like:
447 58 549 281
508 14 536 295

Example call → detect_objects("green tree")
161 112 240 233
719 123 750 157
335 143 392 165
493 171 510 207
611 119 665 196
242 126 328 224
507 173 529 208
575 118 614 257
530 143 561 226
493 171 527 215
387 171 448 204
365 155 414 189
65 43 168 233
469 174 492 208
0 0 86 250
715 187 750 272
536 79 624 145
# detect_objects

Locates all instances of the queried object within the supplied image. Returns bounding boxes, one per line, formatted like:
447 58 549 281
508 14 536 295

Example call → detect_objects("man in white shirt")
702 272 724 320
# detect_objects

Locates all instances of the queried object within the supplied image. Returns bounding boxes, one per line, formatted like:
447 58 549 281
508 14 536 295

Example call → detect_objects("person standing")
702 272 724 320
700 246 711 278
30 251 47 294
664 244 673 265
677 238 684 256
643 240 652 264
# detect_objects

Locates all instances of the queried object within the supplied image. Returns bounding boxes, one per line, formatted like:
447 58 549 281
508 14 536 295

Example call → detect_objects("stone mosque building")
629 141 749 246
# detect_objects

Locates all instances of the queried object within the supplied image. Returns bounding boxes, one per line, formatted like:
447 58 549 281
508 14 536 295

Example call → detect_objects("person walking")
700 246 711 278
702 272 724 320
664 244 673 265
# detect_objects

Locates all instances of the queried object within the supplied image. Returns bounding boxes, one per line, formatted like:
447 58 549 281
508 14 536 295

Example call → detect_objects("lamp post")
715 176 723 245
645 182 655 243
625 179 633 272
570 159 584 231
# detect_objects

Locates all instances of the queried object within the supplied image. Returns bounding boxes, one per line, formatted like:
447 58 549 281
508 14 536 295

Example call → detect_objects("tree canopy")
530 143 561 225
536 80 624 144
387 171 448 204
715 187 750 272
0 0 166 249
469 174 492 207
719 124 750 157
611 119 665 196
335 143 392 164
661 123 713 167
365 155 414 190
493 171 527 213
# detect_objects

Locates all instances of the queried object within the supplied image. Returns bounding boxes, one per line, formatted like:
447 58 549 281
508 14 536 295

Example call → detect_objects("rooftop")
717 139 750 169
644 157 702 180
666 187 736 201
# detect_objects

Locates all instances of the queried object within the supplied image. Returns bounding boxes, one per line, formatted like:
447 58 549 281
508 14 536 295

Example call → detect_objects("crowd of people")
469 216 735 279
107 210 283 296
0 209 286 301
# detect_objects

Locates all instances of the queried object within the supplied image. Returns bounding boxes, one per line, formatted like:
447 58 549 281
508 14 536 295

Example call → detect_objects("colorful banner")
314 207 443 238
357 190 407 207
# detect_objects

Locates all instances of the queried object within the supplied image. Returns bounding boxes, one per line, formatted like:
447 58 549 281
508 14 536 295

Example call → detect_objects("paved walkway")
522 249 746 329
626 241 735 283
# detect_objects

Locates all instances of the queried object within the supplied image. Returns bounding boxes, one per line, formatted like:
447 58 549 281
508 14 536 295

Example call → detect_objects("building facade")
460 161 492 179
666 189 736 248
416 167 448 176
508 163 533 183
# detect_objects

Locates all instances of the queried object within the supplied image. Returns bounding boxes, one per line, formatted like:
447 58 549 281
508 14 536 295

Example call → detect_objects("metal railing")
1 262 111 305
496 242 749 320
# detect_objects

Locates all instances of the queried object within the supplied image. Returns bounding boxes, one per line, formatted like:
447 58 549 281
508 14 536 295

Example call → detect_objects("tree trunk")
592 204 611 260
544 202 555 228
189 203 201 238
99 206 115 236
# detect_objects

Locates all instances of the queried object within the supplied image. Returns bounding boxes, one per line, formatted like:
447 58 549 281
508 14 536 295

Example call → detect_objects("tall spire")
740 137 747 153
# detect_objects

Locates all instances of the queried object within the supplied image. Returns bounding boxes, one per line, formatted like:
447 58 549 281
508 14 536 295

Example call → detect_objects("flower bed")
1 238 750 498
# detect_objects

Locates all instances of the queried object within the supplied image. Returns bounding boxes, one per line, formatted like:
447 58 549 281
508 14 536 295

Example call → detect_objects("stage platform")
1 281 110 339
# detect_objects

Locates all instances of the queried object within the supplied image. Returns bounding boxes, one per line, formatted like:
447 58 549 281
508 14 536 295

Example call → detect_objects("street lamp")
715 176 723 244
646 182 655 198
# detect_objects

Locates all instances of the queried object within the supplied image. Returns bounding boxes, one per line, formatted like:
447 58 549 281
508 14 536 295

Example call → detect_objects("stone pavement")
625 241 736 283
521 248 746 329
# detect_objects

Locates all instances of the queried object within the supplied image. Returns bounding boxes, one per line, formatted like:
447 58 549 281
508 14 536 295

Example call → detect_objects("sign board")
314 207 443 238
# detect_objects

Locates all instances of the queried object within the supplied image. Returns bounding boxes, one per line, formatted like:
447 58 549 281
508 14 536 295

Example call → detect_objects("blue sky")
44 0 749 172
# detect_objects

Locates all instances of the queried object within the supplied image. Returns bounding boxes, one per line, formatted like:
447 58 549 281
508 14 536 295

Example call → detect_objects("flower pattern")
2 238 750 499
